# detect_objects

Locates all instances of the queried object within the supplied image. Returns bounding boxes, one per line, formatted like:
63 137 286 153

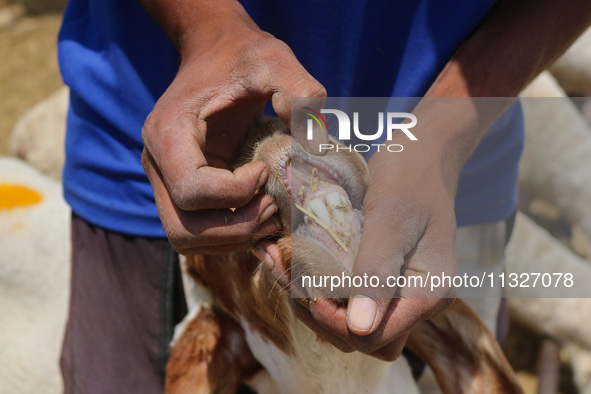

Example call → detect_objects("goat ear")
166 306 261 394
166 307 221 394
406 299 523 394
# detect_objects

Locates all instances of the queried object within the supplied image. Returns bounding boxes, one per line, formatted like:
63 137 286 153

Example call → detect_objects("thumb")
346 210 421 335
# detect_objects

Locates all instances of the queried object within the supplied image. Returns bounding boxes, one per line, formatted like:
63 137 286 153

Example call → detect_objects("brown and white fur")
166 119 523 394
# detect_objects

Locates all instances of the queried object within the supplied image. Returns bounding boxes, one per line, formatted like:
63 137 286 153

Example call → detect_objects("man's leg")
60 214 186 393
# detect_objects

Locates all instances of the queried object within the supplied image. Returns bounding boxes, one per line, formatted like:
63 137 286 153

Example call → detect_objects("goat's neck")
241 268 417 394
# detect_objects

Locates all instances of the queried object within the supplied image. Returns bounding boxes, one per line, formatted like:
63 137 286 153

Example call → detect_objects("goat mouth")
278 150 364 273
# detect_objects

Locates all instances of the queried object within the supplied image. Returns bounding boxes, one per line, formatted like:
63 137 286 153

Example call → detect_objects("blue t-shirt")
58 0 523 237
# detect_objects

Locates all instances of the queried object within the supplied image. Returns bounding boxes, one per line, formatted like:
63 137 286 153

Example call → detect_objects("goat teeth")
326 192 342 207
333 209 346 224
304 216 311 226
340 194 352 209
308 198 332 225
326 192 346 223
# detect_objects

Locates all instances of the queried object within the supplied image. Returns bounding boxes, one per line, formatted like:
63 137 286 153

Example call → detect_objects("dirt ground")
0 0 65 155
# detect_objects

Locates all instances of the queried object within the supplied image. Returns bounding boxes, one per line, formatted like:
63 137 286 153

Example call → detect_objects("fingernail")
347 296 378 333
259 201 278 224
253 216 281 241
253 247 274 270
257 168 268 189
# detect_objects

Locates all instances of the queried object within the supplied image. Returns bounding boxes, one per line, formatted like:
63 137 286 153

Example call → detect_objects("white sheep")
0 157 70 394
511 71 591 392
8 86 68 180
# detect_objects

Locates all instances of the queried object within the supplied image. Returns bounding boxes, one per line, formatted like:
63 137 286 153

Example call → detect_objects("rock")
0 157 70 394
9 86 68 180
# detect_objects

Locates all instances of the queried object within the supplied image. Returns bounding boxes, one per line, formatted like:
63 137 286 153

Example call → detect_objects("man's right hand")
139 0 326 254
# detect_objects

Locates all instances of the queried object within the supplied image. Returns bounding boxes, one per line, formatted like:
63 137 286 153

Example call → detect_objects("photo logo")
303 108 417 153
302 107 328 135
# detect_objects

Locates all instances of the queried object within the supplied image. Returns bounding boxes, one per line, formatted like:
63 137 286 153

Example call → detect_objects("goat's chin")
276 235 350 303
288 235 351 301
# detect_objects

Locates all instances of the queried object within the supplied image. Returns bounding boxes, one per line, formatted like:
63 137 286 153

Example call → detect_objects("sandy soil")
0 1 64 155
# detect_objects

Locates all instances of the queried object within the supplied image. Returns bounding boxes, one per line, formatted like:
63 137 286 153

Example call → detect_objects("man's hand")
139 0 326 254
255 0 591 360
256 116 460 361
339 137 458 352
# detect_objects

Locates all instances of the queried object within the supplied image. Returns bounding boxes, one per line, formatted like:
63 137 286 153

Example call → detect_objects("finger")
346 205 424 335
169 210 280 253
252 240 298 298
258 42 326 129
377 225 457 333
294 298 408 360
253 240 308 297
395 213 458 300
252 216 282 241
289 299 355 353
369 332 409 362
269 76 326 130
254 240 288 279
180 241 269 255
143 150 280 251
307 298 348 337
349 216 457 345
142 114 267 211
377 297 454 347
302 297 390 353
252 240 281 271
286 96 329 156
249 41 328 153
